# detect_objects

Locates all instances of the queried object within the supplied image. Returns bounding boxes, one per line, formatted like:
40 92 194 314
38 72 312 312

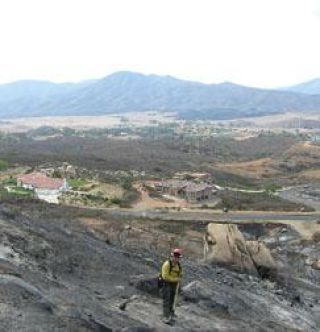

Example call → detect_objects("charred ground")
0 198 319 331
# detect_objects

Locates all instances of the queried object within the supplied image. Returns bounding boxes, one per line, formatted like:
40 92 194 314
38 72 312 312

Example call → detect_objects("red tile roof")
17 172 64 190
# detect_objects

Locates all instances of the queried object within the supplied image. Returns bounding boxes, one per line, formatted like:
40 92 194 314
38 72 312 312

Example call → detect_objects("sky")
0 0 320 88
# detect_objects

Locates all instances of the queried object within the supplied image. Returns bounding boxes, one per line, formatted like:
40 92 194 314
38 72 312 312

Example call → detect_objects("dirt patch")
132 183 220 211
132 184 188 210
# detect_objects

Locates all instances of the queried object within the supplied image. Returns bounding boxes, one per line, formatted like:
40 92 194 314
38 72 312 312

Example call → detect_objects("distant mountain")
282 78 320 95
0 80 95 104
1 71 320 120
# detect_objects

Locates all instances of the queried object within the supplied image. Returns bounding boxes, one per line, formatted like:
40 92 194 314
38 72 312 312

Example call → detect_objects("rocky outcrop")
246 240 278 277
204 223 277 276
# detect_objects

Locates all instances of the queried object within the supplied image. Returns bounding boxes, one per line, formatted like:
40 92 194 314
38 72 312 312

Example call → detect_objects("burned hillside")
0 200 319 331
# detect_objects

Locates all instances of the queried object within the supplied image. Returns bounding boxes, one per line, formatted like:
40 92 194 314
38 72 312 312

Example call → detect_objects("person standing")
160 248 183 324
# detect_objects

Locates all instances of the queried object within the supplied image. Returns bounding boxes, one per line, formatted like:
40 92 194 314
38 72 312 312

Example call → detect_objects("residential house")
184 183 214 202
157 180 189 196
156 179 215 202
17 172 68 203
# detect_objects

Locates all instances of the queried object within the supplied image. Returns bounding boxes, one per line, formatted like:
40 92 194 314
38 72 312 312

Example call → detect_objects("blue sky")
0 0 319 88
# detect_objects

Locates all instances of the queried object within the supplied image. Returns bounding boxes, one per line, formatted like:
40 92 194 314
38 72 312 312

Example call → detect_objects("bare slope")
0 200 319 331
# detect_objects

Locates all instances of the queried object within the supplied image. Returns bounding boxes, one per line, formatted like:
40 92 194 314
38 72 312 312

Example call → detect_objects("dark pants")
162 282 178 318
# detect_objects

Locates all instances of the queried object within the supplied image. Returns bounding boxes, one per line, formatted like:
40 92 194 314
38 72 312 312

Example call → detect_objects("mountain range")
1 71 320 120
282 78 320 95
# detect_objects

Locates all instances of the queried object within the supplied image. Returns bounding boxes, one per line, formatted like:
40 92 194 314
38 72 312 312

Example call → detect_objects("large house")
155 179 215 202
155 180 189 196
17 172 68 203
184 183 214 202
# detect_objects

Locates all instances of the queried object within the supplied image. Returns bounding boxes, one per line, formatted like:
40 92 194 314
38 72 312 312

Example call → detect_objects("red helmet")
171 248 182 257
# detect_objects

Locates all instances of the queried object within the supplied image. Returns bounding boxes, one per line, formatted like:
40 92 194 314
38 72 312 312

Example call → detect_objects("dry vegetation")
215 157 281 179
0 131 300 178
2 128 320 211
281 142 320 169
0 113 175 133
214 140 320 185
215 190 314 212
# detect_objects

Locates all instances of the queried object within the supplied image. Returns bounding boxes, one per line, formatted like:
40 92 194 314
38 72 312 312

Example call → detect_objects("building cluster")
15 168 217 205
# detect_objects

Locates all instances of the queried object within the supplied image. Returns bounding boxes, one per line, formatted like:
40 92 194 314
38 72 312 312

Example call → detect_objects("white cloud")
0 0 319 87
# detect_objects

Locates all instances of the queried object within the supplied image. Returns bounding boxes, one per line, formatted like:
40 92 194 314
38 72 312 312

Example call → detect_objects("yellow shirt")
161 260 182 283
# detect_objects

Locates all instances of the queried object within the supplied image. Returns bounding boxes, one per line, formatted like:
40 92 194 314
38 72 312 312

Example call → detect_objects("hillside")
0 200 319 331
283 78 320 95
2 72 320 120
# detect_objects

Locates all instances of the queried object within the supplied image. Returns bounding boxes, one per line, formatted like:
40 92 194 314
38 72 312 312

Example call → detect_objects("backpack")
158 259 181 289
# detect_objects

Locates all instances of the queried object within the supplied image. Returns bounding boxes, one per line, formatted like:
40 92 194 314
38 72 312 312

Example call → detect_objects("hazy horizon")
0 0 320 88
0 70 319 90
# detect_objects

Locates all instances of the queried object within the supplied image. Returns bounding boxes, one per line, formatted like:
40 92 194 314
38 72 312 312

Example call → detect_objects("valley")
0 113 320 330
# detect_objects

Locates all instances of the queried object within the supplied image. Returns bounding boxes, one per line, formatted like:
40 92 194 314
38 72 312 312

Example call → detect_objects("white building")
17 172 68 203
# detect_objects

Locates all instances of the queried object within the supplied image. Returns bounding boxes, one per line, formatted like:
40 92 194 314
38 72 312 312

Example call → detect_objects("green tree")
0 159 8 171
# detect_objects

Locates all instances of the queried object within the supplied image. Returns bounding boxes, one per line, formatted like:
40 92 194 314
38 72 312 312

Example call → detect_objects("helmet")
171 248 182 257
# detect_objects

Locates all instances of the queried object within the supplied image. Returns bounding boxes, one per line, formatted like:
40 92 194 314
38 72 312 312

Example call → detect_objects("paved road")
107 209 320 223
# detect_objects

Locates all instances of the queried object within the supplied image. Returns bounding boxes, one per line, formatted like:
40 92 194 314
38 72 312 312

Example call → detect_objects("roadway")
107 209 320 224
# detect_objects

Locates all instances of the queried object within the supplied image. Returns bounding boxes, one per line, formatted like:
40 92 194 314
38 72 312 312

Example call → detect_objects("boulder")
204 224 277 276
246 240 277 276
204 224 258 275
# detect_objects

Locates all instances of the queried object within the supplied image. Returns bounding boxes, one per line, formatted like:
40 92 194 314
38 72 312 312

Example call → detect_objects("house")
17 172 68 203
184 183 214 202
156 179 215 202
157 180 189 196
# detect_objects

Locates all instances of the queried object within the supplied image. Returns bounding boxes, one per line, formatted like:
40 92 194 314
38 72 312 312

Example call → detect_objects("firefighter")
160 248 183 324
